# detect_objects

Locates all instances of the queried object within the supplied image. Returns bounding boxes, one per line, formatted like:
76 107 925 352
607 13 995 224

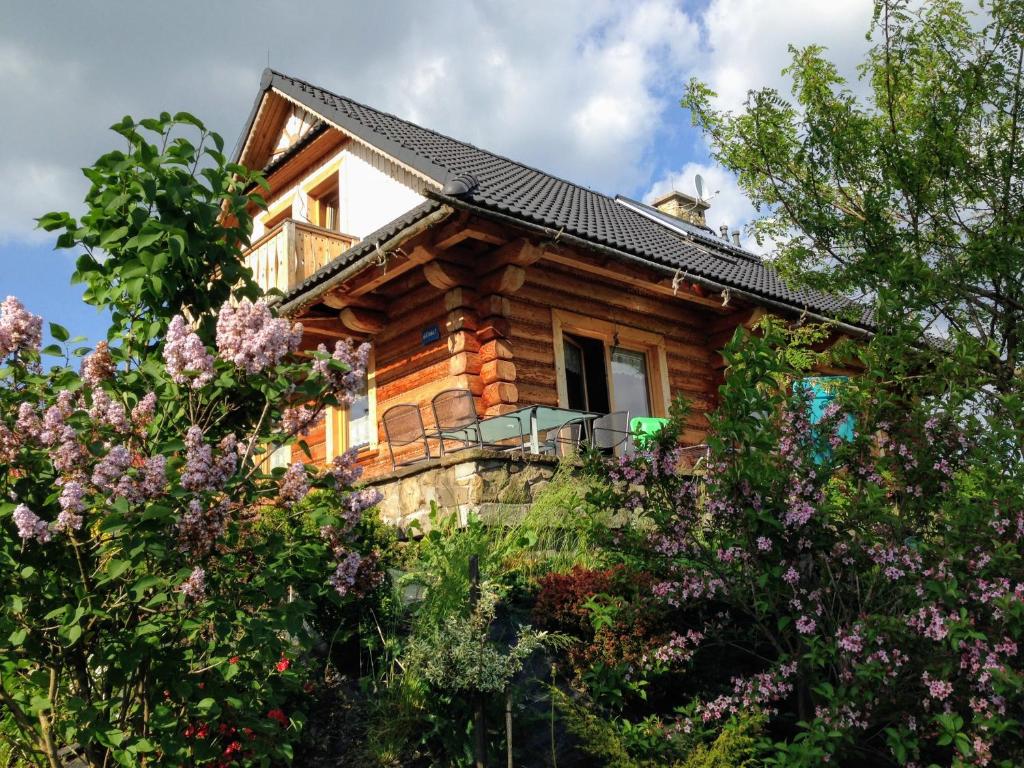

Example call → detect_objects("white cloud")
0 0 878 248
646 0 875 256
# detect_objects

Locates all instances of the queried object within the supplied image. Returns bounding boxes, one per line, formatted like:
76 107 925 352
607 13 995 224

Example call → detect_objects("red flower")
228 656 240 664
275 655 290 672
266 708 288 727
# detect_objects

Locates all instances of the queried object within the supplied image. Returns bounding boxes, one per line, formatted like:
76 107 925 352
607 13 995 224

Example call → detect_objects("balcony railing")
244 219 358 294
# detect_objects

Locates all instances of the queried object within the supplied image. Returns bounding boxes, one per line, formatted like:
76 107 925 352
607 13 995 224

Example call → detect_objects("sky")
0 0 876 343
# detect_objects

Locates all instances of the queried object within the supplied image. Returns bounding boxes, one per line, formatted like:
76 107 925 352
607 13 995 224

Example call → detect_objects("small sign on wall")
421 324 441 346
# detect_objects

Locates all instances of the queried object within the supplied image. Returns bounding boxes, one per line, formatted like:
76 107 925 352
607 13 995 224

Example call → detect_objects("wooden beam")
479 265 526 296
332 242 435 299
443 286 478 311
475 238 546 273
321 292 388 311
433 216 508 250
423 260 473 290
297 317 351 339
542 251 732 312
339 307 386 334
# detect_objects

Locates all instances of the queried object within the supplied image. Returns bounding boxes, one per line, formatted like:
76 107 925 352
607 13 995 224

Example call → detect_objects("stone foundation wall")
367 449 560 531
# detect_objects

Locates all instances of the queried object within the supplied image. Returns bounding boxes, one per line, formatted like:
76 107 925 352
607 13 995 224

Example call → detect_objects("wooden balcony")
244 219 358 294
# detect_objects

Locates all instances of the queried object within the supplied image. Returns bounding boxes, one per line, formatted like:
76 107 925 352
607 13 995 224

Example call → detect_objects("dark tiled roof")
259 69 872 328
280 199 443 306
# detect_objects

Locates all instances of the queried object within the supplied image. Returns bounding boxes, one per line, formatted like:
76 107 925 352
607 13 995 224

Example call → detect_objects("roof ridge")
265 68 614 200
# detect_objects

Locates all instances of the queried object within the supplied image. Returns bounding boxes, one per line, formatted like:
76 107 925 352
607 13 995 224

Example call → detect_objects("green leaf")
9 627 27 646
49 322 70 342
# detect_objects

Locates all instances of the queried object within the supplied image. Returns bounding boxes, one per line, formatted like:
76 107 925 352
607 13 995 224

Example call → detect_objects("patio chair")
431 388 528 456
590 410 633 456
539 417 589 458
382 404 433 470
431 388 484 457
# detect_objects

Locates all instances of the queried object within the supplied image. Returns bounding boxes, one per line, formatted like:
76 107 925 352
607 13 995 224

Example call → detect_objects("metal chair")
590 410 633 456
431 389 526 455
540 418 588 458
431 388 483 457
382 404 433 470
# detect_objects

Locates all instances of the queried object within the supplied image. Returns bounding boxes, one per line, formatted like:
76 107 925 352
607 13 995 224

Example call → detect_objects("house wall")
508 256 719 445
253 140 425 241
298 251 726 479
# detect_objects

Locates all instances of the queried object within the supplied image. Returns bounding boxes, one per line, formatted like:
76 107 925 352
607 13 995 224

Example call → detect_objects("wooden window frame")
325 346 377 458
262 196 293 232
551 309 670 417
304 160 342 231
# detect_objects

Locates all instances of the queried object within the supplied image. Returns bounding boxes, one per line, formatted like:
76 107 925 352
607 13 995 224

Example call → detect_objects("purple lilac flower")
312 339 370 402
54 481 86 533
796 615 817 635
215 299 302 375
281 405 323 437
176 498 226 556
13 504 51 543
91 445 133 493
163 315 214 388
88 389 130 433
131 393 157 426
80 341 115 386
179 566 207 601
279 461 309 504
329 551 362 597
0 297 42 358
328 448 363 487
180 427 236 492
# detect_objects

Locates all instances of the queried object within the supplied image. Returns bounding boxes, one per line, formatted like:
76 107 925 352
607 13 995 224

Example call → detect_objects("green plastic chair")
630 416 670 448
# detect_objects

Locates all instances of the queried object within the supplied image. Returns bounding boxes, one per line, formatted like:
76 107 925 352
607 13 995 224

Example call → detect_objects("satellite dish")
694 174 705 201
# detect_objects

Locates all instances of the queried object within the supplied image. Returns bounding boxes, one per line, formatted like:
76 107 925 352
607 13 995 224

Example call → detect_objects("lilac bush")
0 114 382 767
574 321 1024 766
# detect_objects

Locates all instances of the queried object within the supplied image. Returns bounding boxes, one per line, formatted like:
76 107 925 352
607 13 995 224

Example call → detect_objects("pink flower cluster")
216 299 302 375
279 462 309 504
652 570 724 607
13 504 51 543
164 316 214 388
280 405 323 437
176 498 227 556
312 339 370 401
54 481 86 533
921 671 954 701
180 427 237 492
0 296 42 358
695 661 798 723
89 389 130 433
81 341 115 387
179 566 207 601
131 393 157 426
91 445 133 493
329 551 363 597
647 629 704 667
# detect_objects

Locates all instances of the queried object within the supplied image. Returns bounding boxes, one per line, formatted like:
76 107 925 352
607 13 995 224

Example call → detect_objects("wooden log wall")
509 252 724 445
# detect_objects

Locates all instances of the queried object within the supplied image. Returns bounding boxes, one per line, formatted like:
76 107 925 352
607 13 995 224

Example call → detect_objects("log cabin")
232 69 871 526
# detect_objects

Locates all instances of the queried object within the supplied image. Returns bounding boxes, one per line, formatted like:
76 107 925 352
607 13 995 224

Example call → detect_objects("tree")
684 0 1024 401
0 114 380 767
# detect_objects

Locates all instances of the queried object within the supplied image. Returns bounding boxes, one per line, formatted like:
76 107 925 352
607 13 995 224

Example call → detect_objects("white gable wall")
252 136 427 242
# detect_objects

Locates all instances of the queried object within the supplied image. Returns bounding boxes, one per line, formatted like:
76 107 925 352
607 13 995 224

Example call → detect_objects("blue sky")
0 0 873 345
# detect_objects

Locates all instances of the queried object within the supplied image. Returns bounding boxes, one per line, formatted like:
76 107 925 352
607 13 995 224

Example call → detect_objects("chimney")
651 190 710 227
719 224 729 241
731 229 741 247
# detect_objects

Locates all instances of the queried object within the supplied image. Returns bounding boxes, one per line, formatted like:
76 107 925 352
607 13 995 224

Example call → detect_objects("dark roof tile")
261 69 872 328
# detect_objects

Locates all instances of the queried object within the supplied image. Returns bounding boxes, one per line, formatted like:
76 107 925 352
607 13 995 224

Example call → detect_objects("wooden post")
469 555 486 768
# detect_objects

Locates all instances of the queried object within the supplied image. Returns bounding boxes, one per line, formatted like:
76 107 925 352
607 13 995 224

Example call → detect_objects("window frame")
304 160 343 232
551 309 670 417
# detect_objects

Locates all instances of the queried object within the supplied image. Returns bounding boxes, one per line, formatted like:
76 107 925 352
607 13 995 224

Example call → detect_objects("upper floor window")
308 174 341 232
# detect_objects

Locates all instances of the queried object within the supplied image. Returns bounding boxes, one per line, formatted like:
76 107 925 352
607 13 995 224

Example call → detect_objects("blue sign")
421 324 441 345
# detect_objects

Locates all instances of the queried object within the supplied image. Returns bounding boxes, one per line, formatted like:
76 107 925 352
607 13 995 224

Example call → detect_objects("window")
611 347 651 419
553 310 669 418
308 173 341 232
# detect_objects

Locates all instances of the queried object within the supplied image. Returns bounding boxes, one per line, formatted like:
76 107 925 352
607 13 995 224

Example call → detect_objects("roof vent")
650 190 710 227
441 173 479 197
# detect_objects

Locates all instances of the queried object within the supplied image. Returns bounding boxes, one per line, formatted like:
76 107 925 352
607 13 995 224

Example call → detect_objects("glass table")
478 405 600 454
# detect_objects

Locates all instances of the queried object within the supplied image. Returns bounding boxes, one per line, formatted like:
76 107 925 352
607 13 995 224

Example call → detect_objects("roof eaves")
277 199 448 314
265 70 452 187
